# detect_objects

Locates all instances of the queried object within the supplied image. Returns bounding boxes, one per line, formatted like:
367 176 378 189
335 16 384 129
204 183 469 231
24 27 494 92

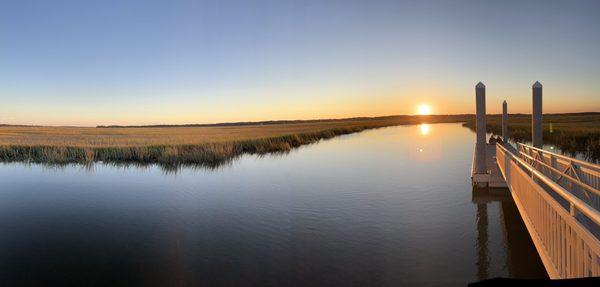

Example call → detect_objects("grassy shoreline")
1 113 597 167
0 115 471 167
0 126 380 167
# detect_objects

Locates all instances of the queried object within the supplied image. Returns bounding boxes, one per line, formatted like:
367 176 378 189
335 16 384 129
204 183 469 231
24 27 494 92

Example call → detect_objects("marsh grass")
2 113 595 168
0 115 471 167
462 113 600 162
0 127 377 166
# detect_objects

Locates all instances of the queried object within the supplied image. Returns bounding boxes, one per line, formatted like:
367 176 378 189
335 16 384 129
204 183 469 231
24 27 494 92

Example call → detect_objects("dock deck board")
471 143 508 188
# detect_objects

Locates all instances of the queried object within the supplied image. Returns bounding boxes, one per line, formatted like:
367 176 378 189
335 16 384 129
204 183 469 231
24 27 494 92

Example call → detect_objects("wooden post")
532 81 543 148
504 148 511 186
475 82 487 174
502 100 509 142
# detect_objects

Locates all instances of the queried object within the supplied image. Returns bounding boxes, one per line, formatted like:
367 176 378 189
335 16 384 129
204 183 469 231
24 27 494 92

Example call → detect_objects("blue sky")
1 0 599 126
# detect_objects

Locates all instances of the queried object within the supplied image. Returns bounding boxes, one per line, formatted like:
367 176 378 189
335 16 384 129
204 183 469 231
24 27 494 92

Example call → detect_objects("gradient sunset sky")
1 0 600 126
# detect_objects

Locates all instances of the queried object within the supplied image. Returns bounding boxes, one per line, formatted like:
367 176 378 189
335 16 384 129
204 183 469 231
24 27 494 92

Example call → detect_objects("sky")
1 0 600 126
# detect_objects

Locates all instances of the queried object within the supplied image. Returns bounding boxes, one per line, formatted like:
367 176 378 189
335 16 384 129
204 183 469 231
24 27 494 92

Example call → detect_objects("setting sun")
417 104 432 115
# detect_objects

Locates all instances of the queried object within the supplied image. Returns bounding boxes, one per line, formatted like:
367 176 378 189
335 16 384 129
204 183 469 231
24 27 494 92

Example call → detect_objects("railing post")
504 147 511 186
475 82 487 174
502 100 509 142
550 154 557 180
570 202 575 217
550 154 556 167
532 81 543 148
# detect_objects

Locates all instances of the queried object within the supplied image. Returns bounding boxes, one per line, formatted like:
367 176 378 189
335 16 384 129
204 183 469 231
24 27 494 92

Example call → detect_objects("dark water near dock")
0 124 547 286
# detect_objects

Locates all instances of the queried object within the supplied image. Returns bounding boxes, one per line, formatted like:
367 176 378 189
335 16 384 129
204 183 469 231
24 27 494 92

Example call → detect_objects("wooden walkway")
471 143 508 188
496 143 600 279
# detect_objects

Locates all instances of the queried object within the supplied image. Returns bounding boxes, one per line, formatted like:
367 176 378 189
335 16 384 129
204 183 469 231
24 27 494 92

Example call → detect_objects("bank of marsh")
2 113 596 166
0 115 470 166
462 113 600 162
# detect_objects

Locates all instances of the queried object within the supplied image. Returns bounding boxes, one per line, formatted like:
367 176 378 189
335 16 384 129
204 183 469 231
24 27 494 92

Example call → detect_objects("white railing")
497 143 600 279
518 143 600 192
516 143 600 212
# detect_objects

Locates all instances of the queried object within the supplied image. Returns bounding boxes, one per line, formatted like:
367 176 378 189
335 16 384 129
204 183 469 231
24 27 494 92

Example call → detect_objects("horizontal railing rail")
518 143 600 191
517 150 600 212
503 144 600 225
497 143 600 279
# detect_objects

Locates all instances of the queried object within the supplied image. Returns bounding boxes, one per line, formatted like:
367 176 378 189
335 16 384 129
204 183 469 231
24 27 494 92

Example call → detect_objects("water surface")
0 124 547 286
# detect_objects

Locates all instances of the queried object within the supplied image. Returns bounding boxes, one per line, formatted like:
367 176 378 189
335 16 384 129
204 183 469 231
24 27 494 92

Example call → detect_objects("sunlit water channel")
0 123 548 286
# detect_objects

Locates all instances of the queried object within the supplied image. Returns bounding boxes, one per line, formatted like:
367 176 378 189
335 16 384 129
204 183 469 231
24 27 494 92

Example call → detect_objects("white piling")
532 81 543 148
502 100 508 142
475 82 487 174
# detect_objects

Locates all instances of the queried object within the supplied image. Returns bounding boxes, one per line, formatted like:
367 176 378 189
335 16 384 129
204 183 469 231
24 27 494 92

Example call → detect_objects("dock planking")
471 143 508 189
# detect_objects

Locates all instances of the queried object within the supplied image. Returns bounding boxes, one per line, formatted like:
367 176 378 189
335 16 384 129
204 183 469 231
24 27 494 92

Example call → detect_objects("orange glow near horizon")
1 88 598 127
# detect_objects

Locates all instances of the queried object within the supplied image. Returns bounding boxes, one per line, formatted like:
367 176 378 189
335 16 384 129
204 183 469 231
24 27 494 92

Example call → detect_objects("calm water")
0 124 547 286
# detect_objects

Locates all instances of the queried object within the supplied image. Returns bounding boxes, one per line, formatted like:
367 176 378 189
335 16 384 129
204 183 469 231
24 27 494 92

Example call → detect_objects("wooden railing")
497 143 600 279
517 143 600 212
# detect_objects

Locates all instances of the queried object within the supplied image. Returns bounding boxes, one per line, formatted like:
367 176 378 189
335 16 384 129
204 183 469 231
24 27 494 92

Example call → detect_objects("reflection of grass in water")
2 157 236 174
0 115 473 166
462 113 600 162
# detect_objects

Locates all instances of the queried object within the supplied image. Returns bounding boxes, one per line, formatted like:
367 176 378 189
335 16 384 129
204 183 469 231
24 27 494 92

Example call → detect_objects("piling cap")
533 81 543 88
476 82 485 88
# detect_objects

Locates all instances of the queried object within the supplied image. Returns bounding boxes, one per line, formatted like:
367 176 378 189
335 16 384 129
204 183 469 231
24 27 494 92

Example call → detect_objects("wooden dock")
469 81 600 279
471 143 508 189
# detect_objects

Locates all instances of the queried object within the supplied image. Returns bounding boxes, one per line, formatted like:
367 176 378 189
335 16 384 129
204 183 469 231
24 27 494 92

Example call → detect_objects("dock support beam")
532 81 543 148
475 82 487 174
502 100 508 142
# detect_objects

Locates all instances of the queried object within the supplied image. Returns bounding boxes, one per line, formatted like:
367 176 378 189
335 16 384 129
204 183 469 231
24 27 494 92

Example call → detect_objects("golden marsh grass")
0 115 471 166
462 113 600 161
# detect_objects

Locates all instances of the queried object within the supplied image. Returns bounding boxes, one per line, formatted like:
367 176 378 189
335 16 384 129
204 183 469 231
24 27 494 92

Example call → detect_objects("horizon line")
1 111 599 128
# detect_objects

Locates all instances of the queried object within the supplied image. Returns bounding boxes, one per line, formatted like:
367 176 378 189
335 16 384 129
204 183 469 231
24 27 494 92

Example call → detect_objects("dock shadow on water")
472 188 547 282
0 123 549 286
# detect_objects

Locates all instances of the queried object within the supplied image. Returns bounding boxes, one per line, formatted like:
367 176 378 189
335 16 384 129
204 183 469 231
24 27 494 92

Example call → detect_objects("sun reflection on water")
420 124 430 136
